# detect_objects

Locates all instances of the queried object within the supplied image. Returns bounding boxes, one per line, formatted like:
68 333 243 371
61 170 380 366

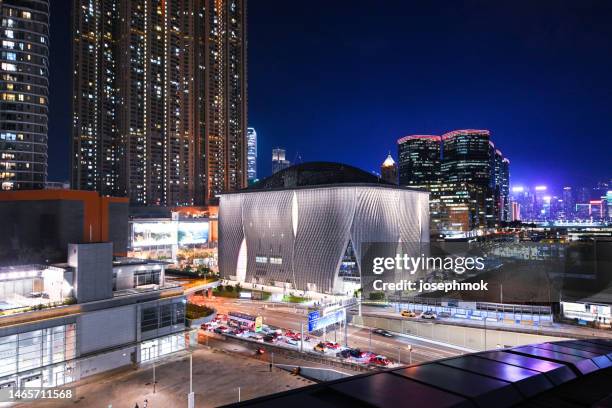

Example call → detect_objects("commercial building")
397 130 510 236
128 214 217 263
71 0 248 206
380 153 398 185
397 135 441 186
0 243 186 390
0 0 49 191
247 127 257 184
218 162 429 294
0 189 128 264
271 148 291 175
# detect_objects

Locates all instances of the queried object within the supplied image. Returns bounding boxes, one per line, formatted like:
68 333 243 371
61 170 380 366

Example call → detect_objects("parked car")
285 338 298 346
400 310 417 318
421 310 438 319
372 328 394 338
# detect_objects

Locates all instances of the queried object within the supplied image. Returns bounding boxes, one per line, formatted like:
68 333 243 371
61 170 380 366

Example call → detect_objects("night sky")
48 0 612 190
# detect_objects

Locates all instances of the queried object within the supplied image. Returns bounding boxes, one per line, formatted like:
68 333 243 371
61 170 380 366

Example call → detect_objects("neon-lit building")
247 127 258 184
397 130 510 235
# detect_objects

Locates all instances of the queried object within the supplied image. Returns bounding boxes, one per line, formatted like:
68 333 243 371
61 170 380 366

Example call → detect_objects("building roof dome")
247 161 392 191
381 152 396 167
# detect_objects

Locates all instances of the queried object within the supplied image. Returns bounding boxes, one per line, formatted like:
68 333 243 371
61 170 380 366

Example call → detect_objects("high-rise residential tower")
0 0 49 191
71 0 247 206
272 148 291 174
246 127 257 183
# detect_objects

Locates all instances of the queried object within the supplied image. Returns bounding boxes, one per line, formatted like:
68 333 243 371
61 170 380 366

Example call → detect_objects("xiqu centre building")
219 162 430 294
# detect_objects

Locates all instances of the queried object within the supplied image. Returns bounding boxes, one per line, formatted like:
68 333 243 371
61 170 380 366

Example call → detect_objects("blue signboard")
307 311 320 331
308 309 344 332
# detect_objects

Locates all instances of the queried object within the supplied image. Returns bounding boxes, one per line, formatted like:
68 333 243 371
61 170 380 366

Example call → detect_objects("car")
248 335 264 342
200 322 212 331
372 328 394 338
214 326 230 334
438 311 452 318
325 342 341 349
421 310 438 319
314 342 327 352
369 355 391 366
400 310 416 318
263 335 277 343
285 338 298 346
338 348 366 359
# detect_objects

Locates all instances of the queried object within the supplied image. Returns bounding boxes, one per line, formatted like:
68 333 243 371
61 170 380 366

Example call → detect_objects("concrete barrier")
352 315 570 351
275 364 351 382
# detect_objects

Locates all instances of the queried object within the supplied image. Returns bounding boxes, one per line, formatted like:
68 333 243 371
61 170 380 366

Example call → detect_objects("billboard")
131 222 177 247
308 309 345 332
178 222 209 245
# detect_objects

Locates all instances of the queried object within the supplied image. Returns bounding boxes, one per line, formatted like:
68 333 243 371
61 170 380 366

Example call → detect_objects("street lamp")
407 344 412 365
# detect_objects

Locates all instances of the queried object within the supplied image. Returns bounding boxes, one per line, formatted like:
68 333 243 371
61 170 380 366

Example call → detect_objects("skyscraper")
397 135 441 186
246 127 257 183
380 152 397 185
398 129 510 234
272 148 291 174
0 0 49 191
71 0 247 206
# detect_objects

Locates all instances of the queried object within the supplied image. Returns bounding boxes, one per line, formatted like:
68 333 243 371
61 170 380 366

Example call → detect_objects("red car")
325 342 341 349
369 355 391 366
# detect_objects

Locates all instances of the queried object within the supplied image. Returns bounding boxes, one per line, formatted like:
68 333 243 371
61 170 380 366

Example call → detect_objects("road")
359 304 612 340
195 296 463 365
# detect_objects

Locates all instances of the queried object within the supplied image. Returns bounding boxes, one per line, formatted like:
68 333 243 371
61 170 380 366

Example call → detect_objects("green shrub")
186 303 214 320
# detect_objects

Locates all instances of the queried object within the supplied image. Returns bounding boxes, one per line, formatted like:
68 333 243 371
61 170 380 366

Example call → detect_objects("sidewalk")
13 346 314 408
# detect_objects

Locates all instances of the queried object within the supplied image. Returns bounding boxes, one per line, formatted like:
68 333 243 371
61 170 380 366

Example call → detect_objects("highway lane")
193 296 463 365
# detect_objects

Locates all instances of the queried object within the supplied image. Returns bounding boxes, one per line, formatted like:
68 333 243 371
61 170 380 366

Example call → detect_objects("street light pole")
408 344 412 365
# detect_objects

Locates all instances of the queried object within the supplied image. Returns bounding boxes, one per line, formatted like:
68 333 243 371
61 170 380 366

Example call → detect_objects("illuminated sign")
308 309 345 332
535 186 547 191
131 222 177 247
178 222 209 244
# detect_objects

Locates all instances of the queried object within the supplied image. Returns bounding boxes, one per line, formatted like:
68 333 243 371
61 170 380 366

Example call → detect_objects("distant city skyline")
46 0 612 188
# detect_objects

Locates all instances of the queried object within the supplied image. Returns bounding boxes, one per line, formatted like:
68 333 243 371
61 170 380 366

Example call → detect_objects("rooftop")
243 161 396 192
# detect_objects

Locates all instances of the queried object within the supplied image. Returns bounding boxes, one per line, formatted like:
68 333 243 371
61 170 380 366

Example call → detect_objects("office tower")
441 130 491 185
562 187 574 220
397 135 441 186
0 0 49 190
493 148 510 221
380 152 397 185
246 127 257 183
272 148 291 174
398 129 510 234
511 201 521 221
71 0 247 206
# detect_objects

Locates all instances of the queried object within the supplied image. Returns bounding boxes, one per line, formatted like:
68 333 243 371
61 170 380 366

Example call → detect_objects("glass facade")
140 333 186 363
140 302 185 333
0 323 76 388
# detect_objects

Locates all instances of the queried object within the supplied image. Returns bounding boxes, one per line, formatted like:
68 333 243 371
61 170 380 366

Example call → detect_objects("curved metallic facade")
219 184 429 294
0 0 49 190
